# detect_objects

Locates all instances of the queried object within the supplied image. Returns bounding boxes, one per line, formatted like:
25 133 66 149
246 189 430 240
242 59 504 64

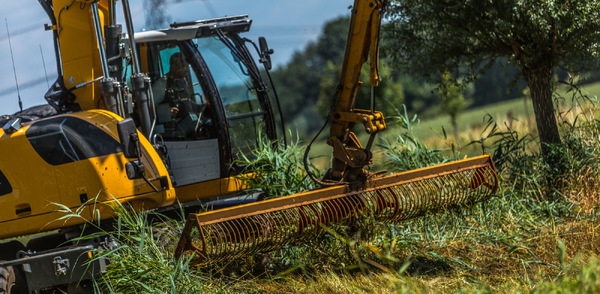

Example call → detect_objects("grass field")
87 92 600 293
22 81 600 293
416 81 600 143
306 80 600 169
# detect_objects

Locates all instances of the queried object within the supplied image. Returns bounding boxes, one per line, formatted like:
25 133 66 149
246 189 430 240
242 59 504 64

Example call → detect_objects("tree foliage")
438 73 466 141
382 0 600 152
269 16 407 137
268 17 350 136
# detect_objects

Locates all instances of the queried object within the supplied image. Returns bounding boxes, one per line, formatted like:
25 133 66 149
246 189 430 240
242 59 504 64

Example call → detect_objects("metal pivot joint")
53 256 69 277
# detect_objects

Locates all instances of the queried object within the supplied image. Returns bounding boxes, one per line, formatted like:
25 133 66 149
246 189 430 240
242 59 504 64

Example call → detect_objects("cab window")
26 117 122 165
139 41 215 141
194 37 266 160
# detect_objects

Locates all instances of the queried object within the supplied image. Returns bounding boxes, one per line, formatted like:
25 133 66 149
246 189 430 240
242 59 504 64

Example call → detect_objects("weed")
235 132 322 199
378 105 450 172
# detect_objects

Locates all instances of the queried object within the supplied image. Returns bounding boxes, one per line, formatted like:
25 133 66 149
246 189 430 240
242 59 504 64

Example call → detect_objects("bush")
235 132 322 199
378 105 450 172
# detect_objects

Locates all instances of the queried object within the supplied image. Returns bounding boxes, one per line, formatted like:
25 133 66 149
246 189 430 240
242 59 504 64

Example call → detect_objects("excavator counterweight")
176 155 498 266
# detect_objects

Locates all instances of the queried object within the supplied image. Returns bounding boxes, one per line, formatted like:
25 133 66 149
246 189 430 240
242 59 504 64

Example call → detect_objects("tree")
382 0 600 156
317 60 405 119
472 59 524 107
268 16 351 136
438 74 466 143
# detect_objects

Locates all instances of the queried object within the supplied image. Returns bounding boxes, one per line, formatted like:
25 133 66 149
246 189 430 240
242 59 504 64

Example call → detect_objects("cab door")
136 41 222 186
193 35 275 166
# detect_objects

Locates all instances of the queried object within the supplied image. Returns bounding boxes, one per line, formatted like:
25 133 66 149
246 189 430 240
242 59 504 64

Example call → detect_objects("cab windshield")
194 35 267 160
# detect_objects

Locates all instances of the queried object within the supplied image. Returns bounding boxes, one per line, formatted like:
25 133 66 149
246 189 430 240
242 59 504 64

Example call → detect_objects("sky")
0 0 351 114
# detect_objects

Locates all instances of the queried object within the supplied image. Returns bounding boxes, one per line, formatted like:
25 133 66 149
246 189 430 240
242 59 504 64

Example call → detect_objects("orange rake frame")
175 154 498 266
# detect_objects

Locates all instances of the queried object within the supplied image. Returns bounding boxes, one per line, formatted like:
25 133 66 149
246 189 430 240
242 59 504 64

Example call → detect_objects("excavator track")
175 154 498 266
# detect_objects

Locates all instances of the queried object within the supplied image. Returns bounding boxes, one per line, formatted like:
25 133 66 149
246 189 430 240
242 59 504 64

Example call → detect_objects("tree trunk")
521 59 561 155
521 56 565 194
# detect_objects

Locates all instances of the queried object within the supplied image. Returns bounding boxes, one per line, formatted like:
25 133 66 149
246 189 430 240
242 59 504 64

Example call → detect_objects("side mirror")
117 118 138 159
259 37 274 71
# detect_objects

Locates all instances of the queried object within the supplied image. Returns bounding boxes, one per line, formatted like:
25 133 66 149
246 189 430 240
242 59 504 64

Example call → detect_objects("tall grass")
53 79 600 293
52 199 218 293
235 132 322 199
377 105 451 173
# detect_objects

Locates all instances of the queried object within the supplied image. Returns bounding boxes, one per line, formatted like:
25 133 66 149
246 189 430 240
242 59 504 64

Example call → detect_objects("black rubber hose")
242 38 287 146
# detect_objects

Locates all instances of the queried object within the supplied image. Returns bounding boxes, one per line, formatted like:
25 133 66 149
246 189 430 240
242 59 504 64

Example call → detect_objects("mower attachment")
175 154 498 266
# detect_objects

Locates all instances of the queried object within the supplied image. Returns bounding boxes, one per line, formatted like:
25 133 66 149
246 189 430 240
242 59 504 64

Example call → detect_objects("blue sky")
0 0 351 114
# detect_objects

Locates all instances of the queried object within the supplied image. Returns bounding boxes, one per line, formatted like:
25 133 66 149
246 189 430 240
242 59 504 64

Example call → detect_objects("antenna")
40 45 49 88
5 18 22 112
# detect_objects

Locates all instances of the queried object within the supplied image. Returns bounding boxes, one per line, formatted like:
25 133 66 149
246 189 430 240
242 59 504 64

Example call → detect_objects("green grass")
41 79 600 293
417 97 534 140
417 81 600 141
305 80 600 169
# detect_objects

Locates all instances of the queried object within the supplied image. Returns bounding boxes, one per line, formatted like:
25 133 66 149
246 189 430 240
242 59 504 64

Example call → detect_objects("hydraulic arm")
325 0 386 183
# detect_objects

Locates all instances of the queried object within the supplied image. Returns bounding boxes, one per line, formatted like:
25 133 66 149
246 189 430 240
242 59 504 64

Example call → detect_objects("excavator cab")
128 16 276 192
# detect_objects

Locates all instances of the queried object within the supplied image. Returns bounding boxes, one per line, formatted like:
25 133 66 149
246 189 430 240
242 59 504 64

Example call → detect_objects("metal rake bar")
175 154 498 266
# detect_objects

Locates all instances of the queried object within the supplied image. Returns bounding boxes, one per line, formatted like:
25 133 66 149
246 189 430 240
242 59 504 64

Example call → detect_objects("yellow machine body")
1 1 264 243
0 110 175 240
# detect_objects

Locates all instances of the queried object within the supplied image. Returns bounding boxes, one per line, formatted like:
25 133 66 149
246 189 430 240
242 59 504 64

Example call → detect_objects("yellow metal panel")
173 178 224 203
66 110 174 183
0 189 175 240
172 175 249 204
87 189 177 221
52 0 110 111
55 154 139 209
0 110 176 240
220 176 247 195
0 125 61 223
0 209 87 240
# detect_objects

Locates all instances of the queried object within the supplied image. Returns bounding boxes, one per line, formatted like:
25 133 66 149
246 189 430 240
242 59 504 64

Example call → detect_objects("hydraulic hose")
242 38 287 146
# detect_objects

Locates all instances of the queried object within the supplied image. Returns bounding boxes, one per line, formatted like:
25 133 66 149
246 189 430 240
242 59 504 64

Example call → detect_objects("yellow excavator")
0 0 498 292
